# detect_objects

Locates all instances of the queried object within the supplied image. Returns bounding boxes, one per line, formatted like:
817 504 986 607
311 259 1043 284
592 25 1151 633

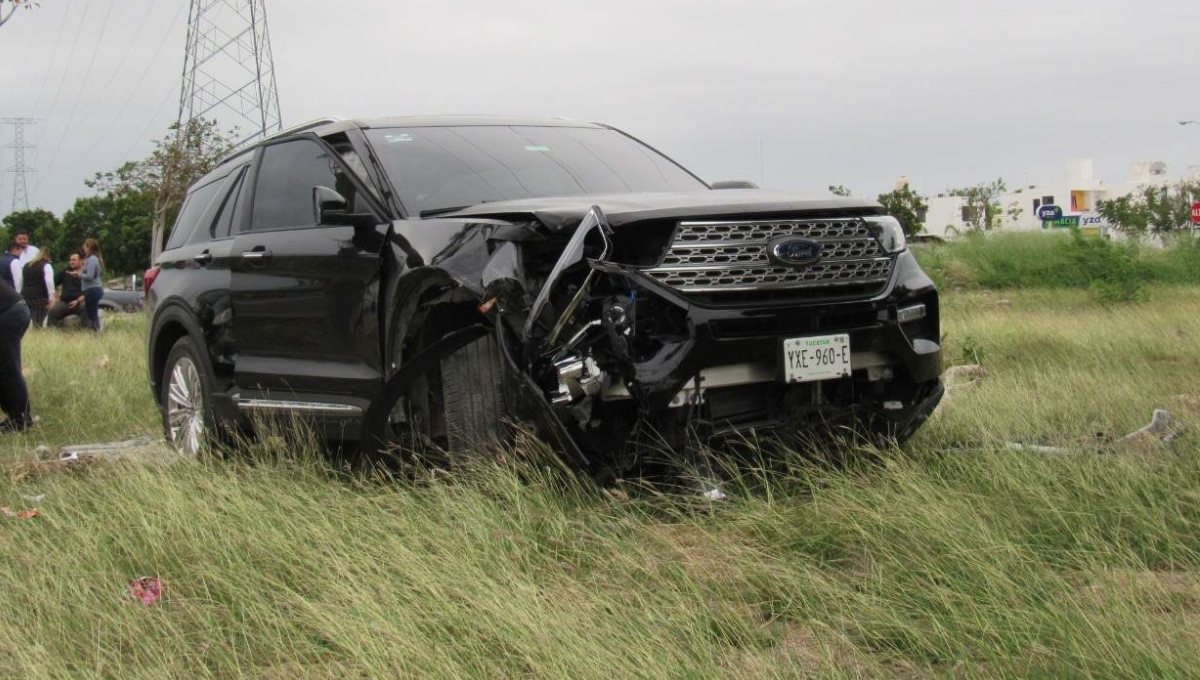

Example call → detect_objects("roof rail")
214 117 346 168
260 117 344 144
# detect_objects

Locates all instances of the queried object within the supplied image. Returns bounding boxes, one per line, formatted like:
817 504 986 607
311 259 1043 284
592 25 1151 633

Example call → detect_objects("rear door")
229 136 391 401
154 159 252 373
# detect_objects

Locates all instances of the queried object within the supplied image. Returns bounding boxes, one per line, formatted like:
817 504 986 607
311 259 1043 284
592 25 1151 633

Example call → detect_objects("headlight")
865 216 907 254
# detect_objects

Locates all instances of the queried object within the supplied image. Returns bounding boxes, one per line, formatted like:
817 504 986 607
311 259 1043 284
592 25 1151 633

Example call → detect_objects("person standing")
13 229 40 266
81 238 105 332
20 248 55 327
0 242 21 290
0 279 32 433
47 252 87 328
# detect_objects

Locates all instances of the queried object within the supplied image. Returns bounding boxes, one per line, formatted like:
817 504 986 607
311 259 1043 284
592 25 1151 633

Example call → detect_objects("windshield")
364 125 708 217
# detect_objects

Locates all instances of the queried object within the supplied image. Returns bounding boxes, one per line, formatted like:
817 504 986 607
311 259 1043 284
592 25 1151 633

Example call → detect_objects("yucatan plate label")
782 334 852 383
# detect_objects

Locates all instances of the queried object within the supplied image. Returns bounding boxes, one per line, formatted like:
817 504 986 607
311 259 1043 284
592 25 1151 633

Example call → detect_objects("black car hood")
440 190 883 230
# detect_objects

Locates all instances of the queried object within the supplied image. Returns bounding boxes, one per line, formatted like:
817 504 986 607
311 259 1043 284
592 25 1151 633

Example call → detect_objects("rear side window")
165 179 224 250
251 139 355 231
210 166 250 240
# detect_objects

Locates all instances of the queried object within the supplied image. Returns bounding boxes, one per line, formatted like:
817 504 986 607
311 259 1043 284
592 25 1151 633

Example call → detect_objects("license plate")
782 334 852 383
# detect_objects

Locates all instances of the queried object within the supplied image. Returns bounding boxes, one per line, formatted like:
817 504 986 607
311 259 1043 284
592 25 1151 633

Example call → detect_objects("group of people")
0 230 107 434
1 231 106 330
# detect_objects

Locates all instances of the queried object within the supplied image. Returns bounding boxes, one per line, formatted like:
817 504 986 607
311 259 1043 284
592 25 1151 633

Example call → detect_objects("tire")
440 333 509 454
160 336 219 456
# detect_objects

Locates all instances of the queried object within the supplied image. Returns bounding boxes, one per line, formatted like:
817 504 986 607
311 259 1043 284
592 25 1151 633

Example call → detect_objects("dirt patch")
1073 569 1200 616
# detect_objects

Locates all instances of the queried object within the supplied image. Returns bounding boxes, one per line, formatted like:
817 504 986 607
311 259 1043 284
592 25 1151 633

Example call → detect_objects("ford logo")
769 237 823 267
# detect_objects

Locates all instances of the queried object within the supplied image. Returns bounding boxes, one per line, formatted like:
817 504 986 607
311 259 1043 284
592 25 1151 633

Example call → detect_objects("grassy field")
4 289 1200 678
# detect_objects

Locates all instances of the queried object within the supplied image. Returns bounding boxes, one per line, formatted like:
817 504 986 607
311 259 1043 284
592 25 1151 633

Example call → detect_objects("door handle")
193 251 213 265
241 249 272 261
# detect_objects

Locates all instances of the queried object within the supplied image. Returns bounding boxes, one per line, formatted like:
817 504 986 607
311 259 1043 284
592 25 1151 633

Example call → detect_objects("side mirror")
314 185 348 222
314 185 377 227
711 180 759 190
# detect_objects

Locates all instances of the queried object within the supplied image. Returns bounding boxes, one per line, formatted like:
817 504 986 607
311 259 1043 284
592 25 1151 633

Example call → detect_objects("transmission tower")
2 118 37 213
178 0 282 147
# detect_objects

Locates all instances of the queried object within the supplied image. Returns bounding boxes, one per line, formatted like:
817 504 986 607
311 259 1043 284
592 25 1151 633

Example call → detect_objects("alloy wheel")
166 356 205 455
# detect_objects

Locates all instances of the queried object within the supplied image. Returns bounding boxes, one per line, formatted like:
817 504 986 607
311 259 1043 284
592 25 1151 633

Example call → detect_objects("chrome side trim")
234 398 363 415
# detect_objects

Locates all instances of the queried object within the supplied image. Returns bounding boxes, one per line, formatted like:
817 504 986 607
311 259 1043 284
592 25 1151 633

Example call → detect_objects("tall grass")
2 292 1200 678
914 231 1200 294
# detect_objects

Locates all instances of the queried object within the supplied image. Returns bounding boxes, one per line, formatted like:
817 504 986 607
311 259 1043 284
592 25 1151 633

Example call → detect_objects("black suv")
145 116 942 471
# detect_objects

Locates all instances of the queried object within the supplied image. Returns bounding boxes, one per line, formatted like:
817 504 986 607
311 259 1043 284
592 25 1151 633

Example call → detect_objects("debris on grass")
3 438 177 483
1110 409 1179 451
942 364 989 399
1002 409 1181 456
128 577 163 606
1 507 40 520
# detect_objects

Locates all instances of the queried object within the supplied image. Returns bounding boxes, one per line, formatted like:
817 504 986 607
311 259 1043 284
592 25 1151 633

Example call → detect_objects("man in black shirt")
47 252 86 328
0 282 32 432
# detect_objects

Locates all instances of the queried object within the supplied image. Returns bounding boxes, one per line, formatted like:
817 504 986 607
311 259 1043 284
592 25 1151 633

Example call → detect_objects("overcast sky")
2 0 1199 218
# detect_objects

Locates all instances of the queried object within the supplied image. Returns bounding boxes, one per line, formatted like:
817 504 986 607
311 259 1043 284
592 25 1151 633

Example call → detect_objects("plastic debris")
1 507 40 519
128 577 163 605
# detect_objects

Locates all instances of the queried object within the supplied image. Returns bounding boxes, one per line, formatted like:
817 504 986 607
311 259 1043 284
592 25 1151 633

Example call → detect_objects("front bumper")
504 245 943 468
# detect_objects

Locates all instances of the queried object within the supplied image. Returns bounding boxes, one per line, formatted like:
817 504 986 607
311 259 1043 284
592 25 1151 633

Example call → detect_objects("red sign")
1192 202 1200 224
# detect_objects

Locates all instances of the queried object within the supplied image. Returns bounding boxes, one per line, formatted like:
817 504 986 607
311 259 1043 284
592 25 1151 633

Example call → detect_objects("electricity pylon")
178 0 282 146
2 118 37 213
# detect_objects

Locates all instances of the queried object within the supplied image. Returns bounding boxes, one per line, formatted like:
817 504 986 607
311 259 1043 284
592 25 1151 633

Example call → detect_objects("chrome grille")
643 218 894 294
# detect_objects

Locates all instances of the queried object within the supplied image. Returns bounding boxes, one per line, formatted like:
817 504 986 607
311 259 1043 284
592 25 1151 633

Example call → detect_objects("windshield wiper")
419 204 481 218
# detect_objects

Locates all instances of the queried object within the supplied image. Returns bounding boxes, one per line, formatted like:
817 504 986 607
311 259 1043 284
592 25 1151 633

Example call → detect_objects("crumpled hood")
440 190 883 230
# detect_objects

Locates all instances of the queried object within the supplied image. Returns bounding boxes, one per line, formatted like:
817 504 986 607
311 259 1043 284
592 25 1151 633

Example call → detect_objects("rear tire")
440 333 509 454
160 336 218 456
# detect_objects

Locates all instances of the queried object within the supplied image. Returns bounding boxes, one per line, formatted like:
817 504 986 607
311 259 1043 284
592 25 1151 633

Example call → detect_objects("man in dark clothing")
0 242 20 290
0 282 32 432
47 252 86 328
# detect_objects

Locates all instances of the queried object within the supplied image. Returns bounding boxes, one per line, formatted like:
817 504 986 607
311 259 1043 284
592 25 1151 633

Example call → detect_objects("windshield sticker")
524 145 550 152
384 133 414 143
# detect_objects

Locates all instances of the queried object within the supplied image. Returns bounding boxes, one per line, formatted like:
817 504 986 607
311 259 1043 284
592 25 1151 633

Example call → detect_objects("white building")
920 159 1200 238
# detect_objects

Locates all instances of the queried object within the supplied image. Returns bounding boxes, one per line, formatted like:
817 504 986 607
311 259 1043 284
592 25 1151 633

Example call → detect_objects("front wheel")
160 336 218 456
440 333 510 455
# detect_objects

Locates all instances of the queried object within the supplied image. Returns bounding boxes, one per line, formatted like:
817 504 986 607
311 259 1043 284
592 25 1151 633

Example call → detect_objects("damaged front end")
475 206 944 474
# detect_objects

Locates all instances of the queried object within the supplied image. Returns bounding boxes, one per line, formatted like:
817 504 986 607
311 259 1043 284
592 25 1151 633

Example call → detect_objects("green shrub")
1062 228 1147 303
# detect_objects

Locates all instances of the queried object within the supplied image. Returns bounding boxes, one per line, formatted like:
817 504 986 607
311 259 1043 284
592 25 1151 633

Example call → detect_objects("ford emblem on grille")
769 237 823 267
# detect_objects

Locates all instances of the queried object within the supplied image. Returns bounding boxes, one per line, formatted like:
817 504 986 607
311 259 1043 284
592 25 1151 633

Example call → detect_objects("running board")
233 397 363 415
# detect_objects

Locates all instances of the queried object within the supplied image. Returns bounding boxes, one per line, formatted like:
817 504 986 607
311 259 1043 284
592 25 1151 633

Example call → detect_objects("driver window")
251 139 361 231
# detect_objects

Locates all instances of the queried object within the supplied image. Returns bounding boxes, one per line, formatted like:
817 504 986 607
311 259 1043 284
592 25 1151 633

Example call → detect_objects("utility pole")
2 118 37 214
178 0 282 147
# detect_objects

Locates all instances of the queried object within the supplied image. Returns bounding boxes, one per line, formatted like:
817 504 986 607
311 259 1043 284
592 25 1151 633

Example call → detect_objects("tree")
0 0 37 30
55 191 156 276
0 208 59 246
91 118 234 261
1097 182 1200 235
950 179 1007 231
828 185 852 197
876 185 928 237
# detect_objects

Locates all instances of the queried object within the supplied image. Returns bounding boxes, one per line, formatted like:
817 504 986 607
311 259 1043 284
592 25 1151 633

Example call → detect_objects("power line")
118 82 179 163
29 4 72 114
34 0 117 193
74 0 188 168
35 0 92 145
72 0 160 139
